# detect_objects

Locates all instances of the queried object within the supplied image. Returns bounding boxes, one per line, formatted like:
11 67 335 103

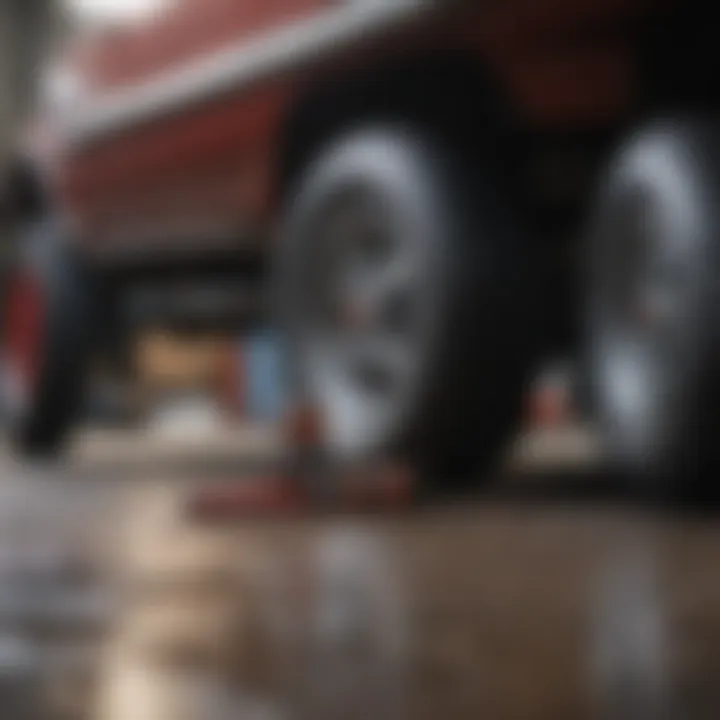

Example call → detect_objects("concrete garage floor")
1 423 720 719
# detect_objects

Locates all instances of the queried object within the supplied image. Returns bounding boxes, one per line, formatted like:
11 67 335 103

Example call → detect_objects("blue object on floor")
243 330 287 422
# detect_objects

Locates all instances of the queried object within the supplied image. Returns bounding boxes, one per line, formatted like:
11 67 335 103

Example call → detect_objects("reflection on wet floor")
0 479 120 719
590 529 671 720
1 439 720 718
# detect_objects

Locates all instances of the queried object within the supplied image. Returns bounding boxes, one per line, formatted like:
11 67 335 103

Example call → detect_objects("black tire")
276 125 534 487
585 119 720 502
2 221 99 457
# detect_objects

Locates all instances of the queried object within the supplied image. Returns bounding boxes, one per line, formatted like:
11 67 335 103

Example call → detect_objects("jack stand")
186 402 416 521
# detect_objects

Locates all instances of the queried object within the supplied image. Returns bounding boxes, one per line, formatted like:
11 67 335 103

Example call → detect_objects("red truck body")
40 0 657 260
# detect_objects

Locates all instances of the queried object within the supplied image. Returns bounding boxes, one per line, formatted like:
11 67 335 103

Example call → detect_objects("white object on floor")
148 396 225 439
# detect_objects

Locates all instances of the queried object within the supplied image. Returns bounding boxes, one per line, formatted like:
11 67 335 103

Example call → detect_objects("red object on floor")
186 396 416 521
526 373 574 429
186 460 416 521
188 475 307 520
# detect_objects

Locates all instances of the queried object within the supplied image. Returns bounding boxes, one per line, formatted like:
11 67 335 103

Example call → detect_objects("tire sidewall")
586 119 720 493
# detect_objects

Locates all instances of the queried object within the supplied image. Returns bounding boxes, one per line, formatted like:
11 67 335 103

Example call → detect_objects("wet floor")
0 426 719 719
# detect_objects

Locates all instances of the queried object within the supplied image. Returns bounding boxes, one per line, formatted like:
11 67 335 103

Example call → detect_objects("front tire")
277 125 534 486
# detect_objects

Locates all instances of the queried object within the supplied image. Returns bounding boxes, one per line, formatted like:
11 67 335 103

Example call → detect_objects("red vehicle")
3 0 717 498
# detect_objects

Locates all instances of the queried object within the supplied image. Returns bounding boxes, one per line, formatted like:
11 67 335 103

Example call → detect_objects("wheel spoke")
348 334 411 393
367 258 416 301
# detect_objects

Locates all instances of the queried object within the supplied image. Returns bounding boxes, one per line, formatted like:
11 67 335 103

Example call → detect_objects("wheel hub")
294 188 427 458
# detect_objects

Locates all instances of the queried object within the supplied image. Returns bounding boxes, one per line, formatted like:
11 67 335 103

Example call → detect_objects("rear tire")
277 125 535 487
3 222 100 457
585 119 720 502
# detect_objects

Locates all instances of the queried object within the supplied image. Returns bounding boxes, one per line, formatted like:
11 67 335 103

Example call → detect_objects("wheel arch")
277 49 517 202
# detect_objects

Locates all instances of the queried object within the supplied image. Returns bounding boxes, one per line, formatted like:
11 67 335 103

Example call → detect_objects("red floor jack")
187 361 576 520
187 402 416 521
